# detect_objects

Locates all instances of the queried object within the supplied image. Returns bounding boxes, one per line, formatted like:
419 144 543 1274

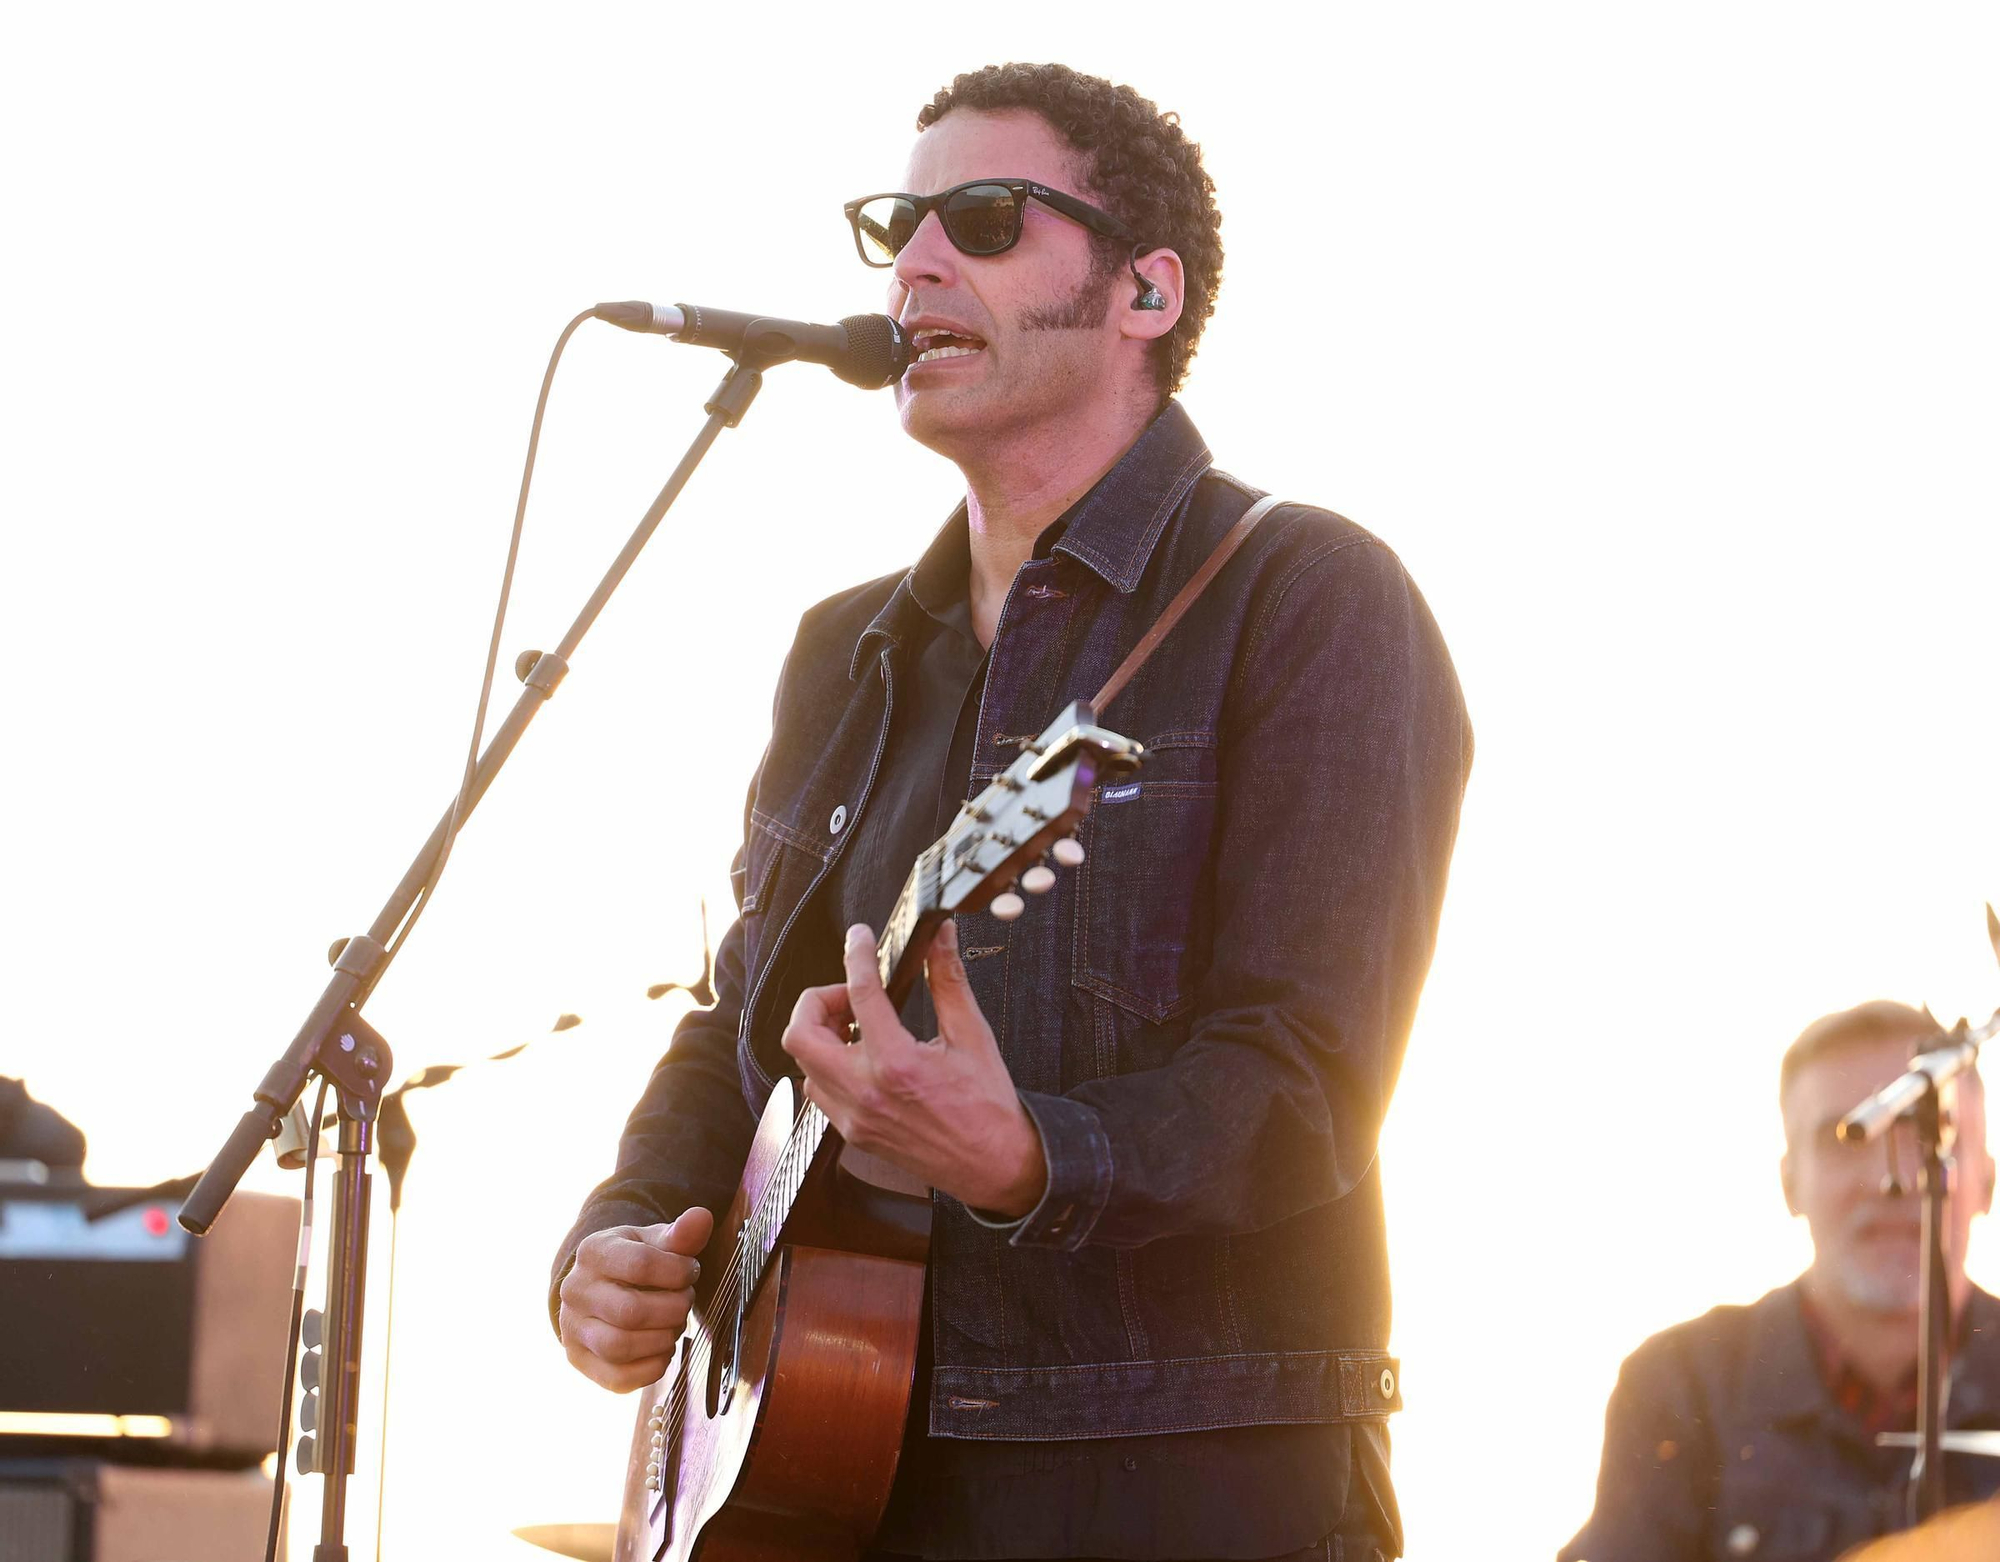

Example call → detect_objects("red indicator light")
143 1207 171 1237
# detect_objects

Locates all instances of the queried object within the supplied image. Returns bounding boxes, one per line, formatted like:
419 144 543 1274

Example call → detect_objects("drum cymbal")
510 1522 616 1561
1875 1430 2000 1457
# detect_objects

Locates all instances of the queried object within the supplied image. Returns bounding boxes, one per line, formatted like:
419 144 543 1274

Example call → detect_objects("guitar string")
657 1097 829 1431
653 1101 825 1482
648 761 1084 1506
650 834 1022 1513
653 833 960 1440
676 841 943 1345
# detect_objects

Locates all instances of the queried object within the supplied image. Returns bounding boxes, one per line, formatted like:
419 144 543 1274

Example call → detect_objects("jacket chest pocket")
1713 1455 1866 1562
1069 737 1219 1025
738 808 835 996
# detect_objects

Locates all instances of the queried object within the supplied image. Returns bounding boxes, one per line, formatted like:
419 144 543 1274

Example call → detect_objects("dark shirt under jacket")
1559 1279 2000 1562
819 520 1387 1560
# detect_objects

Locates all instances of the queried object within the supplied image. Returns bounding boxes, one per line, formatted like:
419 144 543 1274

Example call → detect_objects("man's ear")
1118 247 1184 342
1781 1152 1803 1217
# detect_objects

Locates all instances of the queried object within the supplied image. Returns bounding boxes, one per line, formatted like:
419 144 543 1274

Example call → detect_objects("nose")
892 208 959 294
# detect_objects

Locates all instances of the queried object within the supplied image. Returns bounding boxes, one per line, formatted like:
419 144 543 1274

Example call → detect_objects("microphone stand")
1839 950 2000 1525
178 341 791 1562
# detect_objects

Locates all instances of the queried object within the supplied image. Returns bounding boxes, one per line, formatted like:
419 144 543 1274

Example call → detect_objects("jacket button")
829 805 848 835
1379 1368 1396 1401
1725 1523 1759 1556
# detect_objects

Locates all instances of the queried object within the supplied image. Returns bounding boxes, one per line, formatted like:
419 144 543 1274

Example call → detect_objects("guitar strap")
1089 492 1288 717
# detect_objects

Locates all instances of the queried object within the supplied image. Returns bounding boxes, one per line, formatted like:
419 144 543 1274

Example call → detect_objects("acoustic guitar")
611 698 1144 1562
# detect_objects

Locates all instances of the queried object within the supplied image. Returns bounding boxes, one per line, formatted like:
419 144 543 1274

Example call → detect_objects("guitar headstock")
876 700 1143 1004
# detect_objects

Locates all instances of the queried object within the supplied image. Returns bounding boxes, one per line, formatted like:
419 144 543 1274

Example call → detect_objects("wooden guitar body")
613 1078 931 1562
607 702 1142 1562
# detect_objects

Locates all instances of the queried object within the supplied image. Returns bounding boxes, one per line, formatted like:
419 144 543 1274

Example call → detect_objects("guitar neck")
875 841 949 1008
747 704 1137 1276
746 848 947 1273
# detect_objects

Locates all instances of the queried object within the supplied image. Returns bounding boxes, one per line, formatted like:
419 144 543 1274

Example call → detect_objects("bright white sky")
4 4 1997 1559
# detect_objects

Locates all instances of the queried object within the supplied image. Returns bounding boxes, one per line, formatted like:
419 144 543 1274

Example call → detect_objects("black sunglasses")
843 178 1136 268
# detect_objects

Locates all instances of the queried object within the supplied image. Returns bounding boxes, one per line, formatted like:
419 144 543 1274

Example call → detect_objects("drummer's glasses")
843 179 1137 268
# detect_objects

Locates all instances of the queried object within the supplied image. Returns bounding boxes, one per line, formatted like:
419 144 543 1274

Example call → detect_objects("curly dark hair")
916 63 1223 397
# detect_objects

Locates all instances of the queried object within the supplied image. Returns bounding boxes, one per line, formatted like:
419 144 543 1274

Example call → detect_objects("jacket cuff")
997 1090 1113 1250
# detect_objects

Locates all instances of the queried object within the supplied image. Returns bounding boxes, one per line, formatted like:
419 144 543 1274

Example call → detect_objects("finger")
590 1238 700 1291
654 1206 714 1258
564 1336 673 1394
562 1312 688 1365
789 980 856 1037
926 918 992 1044
568 1277 697 1333
579 1225 702 1285
783 986 856 1069
785 1021 869 1109
843 924 908 1043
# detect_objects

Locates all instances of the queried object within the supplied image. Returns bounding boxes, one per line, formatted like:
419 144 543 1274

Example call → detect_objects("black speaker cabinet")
0 1458 281 1562
1 1187 298 1461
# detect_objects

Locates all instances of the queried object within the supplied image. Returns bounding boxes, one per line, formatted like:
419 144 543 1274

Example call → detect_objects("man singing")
1562 1001 2000 1560
553 63 1470 1561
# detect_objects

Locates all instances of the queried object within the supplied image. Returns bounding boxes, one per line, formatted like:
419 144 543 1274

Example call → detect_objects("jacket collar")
849 401 1213 679
1048 398 1213 594
1745 1280 1835 1425
1749 1277 2000 1426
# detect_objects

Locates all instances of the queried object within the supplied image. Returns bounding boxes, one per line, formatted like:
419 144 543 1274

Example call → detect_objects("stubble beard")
898 254 1122 456
1822 1202 1928 1315
1825 1254 1922 1315
1016 247 1121 332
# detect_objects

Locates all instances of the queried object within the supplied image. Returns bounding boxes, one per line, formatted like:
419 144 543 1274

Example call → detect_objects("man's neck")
954 395 1157 647
1801 1266 1971 1393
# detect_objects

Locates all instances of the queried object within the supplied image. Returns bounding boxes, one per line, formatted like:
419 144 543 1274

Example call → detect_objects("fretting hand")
782 919 1047 1218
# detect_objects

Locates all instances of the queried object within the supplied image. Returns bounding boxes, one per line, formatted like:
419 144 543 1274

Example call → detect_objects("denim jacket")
1559 1280 2000 1561
554 401 1472 1441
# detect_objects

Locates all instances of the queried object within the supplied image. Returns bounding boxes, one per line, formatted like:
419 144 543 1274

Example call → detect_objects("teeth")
916 345 980 363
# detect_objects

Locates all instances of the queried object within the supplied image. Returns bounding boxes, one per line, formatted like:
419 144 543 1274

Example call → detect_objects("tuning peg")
295 1434 317 1475
1021 865 1056 895
1052 838 1085 868
991 891 1026 921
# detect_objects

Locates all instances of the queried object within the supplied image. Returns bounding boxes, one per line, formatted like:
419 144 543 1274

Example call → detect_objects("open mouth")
910 329 986 366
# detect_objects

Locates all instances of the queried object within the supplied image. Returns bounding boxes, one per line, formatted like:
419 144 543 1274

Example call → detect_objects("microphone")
594 300 909 389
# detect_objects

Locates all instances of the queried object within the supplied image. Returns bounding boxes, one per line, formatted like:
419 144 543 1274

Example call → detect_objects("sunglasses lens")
942 184 1022 255
853 196 919 265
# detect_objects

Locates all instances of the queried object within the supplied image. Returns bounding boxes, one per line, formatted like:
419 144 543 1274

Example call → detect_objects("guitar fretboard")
737 841 943 1307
